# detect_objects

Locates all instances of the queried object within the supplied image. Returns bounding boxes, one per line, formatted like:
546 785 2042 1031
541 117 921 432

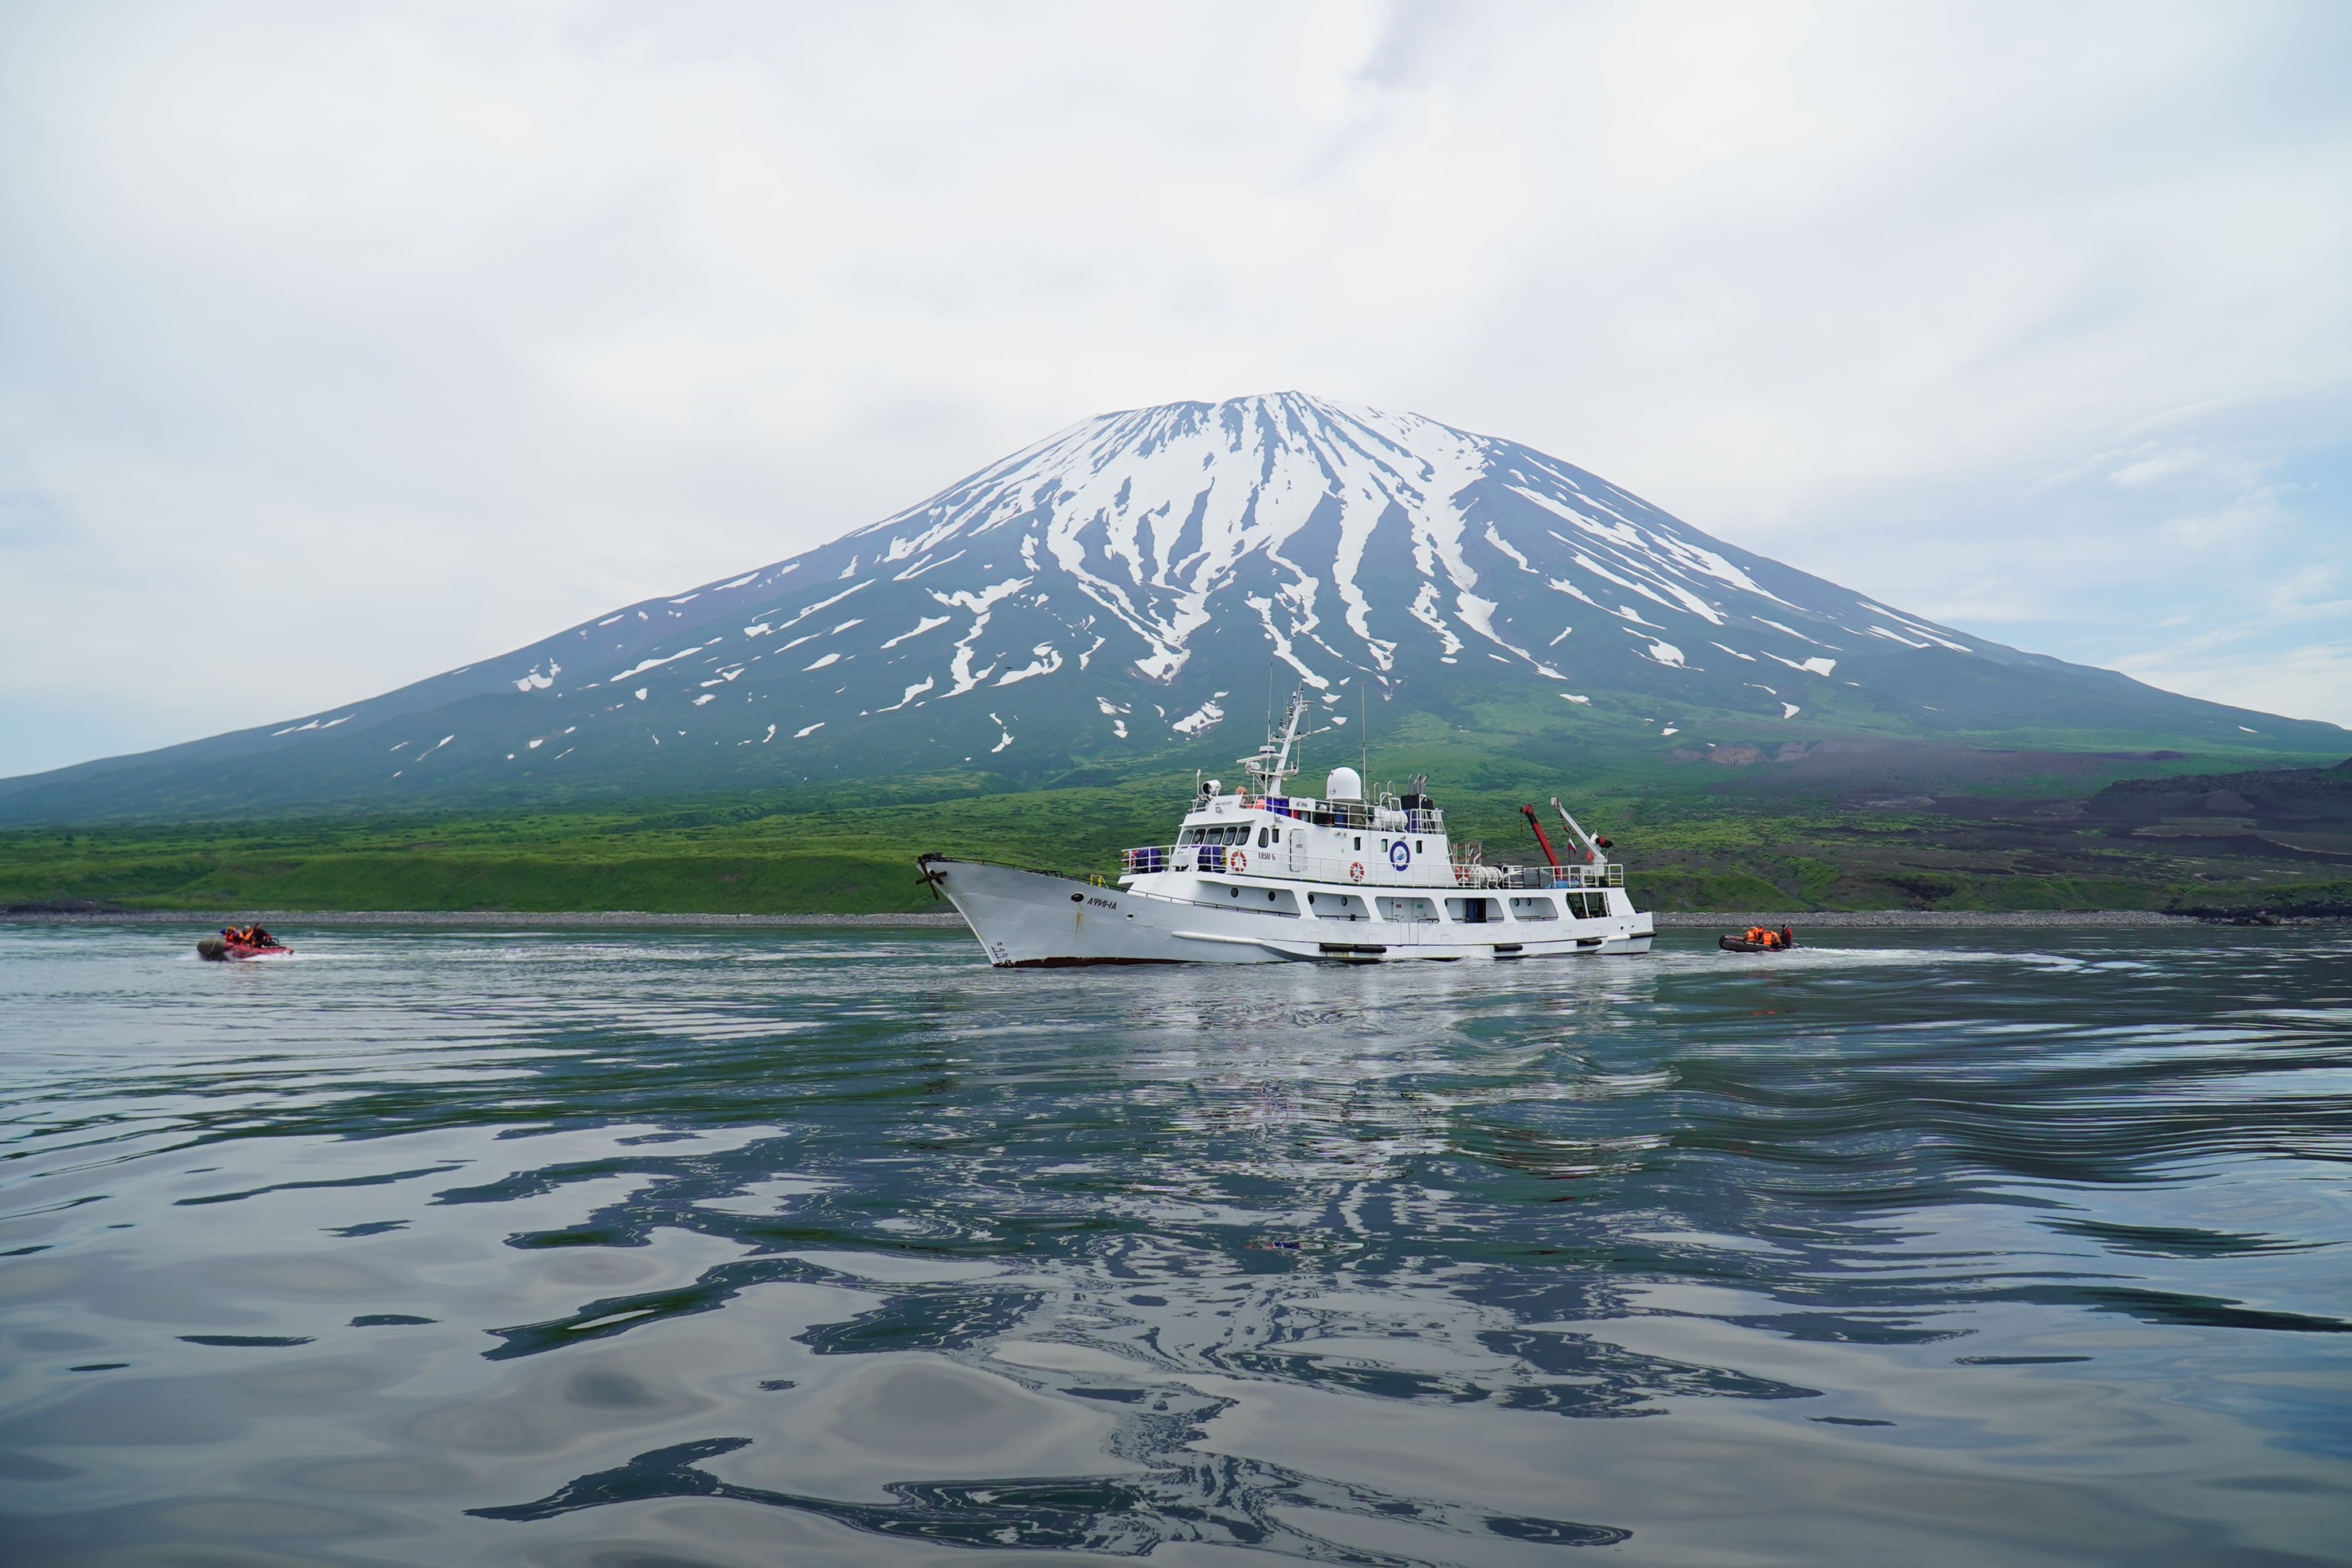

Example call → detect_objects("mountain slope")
4 393 2341 822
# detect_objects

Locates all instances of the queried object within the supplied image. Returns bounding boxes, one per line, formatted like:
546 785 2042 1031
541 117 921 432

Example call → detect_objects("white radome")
919 689 1653 966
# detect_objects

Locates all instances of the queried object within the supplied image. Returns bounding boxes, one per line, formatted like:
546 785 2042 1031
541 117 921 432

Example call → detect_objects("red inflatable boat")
1718 929 1798 953
197 933 292 961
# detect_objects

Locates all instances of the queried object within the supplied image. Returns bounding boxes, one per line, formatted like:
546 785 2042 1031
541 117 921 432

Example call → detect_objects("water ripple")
2 923 2349 1565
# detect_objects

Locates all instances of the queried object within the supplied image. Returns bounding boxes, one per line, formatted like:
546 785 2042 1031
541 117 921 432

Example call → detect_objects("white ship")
919 690 1655 966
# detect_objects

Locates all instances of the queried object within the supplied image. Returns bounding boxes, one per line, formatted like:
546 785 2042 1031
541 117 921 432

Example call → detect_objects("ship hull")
922 857 1653 967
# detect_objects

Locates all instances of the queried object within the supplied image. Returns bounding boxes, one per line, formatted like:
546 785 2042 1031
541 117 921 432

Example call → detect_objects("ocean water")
2 923 2347 1567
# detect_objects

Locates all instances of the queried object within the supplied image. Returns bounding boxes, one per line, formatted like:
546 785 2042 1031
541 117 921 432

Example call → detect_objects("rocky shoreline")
1652 909 2177 928
1 907 971 928
0 906 2217 931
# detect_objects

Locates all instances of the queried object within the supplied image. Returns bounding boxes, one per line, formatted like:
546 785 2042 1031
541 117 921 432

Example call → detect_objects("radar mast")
1239 687 1333 796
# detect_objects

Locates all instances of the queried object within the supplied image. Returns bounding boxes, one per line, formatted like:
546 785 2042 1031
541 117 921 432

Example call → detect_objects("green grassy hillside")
6 753 2345 915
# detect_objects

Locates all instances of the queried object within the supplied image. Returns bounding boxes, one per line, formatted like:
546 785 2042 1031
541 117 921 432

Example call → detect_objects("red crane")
1519 804 1562 870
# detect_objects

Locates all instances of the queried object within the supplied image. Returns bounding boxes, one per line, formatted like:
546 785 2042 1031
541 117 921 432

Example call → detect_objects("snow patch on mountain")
1173 696 1228 736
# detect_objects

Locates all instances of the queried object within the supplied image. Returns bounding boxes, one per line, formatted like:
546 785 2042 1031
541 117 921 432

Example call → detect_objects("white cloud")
2113 638 2352 730
0 0 2347 773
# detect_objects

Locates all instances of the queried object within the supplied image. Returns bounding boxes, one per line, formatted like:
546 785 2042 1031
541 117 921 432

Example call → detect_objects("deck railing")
1120 845 1621 890
1253 797 1445 834
1460 862 1623 889
1123 844 1207 875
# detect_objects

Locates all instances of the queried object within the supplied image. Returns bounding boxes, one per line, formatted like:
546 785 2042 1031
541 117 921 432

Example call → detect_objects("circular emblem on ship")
1349 861 1364 883
1388 840 1411 872
1229 851 1247 872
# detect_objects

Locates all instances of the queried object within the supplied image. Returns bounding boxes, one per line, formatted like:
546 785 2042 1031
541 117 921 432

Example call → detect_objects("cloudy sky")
2 0 2346 777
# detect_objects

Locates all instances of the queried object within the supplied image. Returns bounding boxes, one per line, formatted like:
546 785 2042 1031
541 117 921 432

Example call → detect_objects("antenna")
1241 684 1333 796
1359 682 1367 781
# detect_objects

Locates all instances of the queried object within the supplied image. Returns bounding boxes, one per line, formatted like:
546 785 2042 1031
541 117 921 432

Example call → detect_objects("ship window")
1352 836 1362 850
1256 827 1269 848
1309 891 1370 921
1416 840 1424 853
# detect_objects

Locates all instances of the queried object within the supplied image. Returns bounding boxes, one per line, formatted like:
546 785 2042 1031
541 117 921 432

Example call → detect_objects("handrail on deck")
1122 843 1622 892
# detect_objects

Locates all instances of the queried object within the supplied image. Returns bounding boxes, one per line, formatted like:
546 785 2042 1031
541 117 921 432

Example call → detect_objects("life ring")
1348 861 1364 883
1230 850 1248 872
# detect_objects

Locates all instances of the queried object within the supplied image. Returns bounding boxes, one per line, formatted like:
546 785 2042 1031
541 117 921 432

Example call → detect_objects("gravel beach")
2 907 2190 929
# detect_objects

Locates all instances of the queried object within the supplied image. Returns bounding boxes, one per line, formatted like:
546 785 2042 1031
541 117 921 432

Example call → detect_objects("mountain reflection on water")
1 924 2347 1566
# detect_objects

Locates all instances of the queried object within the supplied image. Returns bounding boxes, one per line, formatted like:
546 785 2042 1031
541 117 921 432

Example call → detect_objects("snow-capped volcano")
836 394 1784 700
4 394 2339 819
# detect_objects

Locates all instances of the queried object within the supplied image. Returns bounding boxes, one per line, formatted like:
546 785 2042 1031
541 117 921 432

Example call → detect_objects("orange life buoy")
1349 861 1364 883
1230 850 1248 872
